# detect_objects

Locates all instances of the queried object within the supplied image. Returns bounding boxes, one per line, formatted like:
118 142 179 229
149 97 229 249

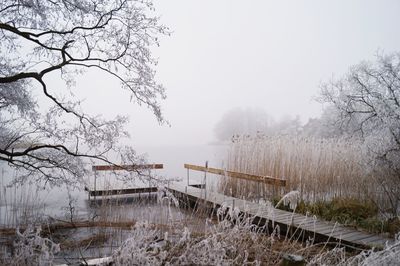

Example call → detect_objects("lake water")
0 144 229 227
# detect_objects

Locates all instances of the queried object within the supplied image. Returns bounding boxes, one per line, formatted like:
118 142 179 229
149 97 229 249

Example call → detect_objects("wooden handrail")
92 164 163 171
184 163 286 187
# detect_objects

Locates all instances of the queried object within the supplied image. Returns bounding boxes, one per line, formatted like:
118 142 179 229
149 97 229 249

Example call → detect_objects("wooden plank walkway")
167 182 393 249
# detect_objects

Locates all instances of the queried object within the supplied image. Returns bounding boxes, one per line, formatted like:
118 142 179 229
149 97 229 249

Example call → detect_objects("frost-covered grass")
2 226 60 266
0 163 397 264
3 210 400 265
112 204 400 266
309 235 400 265
1 187 400 265
112 204 311 265
0 175 47 228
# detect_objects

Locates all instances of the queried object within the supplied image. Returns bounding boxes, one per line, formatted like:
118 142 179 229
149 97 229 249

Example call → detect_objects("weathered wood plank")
349 234 389 244
336 230 367 239
87 187 158 196
360 238 392 246
313 225 341 235
166 182 391 249
340 233 378 242
328 230 368 240
354 235 389 244
294 219 320 228
342 235 388 245
301 220 334 229
92 164 163 171
184 163 286 186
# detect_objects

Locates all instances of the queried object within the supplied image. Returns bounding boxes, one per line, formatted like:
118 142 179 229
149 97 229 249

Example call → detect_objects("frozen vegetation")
2 200 400 265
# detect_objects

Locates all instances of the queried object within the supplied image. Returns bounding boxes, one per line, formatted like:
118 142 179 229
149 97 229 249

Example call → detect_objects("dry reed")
220 135 383 207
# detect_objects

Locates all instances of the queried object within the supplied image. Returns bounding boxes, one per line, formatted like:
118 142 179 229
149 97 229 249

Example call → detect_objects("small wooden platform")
92 164 163 171
85 184 205 198
85 187 158 197
167 182 393 250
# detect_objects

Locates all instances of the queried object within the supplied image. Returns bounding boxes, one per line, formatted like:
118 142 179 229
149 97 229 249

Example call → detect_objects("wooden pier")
87 163 164 200
167 182 392 249
85 163 393 250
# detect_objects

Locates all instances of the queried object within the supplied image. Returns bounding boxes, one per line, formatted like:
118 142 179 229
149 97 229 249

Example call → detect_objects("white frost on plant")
228 206 241 220
308 234 400 265
112 205 281 265
347 236 400 266
10 226 60 266
275 190 300 210
157 186 179 207
112 222 168 266
217 202 229 220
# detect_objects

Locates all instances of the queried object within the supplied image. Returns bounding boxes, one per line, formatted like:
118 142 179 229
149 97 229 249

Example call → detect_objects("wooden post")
187 168 190 186
148 178 151 197
94 169 97 202
204 161 208 199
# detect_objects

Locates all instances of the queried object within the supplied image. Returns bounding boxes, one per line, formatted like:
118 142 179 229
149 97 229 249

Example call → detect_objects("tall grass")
220 135 386 209
0 170 47 228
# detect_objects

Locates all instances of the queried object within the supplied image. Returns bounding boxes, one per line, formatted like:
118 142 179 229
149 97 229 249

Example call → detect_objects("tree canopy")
320 53 400 213
320 53 400 172
0 0 168 185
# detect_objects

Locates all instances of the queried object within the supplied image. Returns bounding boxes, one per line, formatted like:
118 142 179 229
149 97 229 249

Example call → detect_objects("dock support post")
94 169 97 202
204 161 208 200
187 168 190 186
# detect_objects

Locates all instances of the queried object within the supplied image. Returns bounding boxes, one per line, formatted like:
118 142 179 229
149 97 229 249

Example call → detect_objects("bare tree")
320 53 400 215
0 0 168 186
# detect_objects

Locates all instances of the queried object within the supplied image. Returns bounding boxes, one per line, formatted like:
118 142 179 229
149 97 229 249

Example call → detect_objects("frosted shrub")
157 186 179 207
113 205 284 265
112 221 168 265
275 190 300 210
163 210 269 265
345 236 400 266
10 226 60 266
308 235 400 265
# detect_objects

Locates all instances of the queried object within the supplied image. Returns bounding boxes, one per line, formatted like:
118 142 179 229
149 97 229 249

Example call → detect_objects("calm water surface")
0 145 228 227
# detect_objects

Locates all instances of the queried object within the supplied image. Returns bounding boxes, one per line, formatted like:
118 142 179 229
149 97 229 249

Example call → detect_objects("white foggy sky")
70 0 400 147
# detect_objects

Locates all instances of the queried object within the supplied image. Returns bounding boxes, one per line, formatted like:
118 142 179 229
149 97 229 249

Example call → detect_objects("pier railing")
184 163 286 187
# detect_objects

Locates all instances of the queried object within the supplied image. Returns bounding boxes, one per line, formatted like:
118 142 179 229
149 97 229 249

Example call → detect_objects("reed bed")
220 135 384 208
0 172 47 228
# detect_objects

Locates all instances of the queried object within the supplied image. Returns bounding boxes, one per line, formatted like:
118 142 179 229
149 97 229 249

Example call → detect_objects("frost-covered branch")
319 53 400 215
0 0 168 186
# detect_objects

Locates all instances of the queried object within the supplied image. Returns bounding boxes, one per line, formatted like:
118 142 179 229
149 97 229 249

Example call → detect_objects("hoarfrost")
275 190 300 210
309 235 400 265
10 226 60 266
112 205 276 265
